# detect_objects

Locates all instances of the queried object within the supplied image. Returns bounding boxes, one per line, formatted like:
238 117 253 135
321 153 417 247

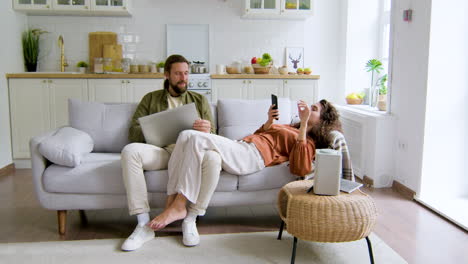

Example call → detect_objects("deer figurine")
289 53 302 69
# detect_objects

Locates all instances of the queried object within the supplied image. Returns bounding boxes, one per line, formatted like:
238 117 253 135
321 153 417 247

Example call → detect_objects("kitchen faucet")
58 35 68 72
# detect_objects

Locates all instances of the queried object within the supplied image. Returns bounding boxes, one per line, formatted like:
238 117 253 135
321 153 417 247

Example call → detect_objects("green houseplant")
22 28 48 72
364 59 384 107
157 61 165 73
76 61 88 73
377 73 388 111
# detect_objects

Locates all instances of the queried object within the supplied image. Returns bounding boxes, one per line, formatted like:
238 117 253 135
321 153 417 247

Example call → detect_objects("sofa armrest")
29 127 63 202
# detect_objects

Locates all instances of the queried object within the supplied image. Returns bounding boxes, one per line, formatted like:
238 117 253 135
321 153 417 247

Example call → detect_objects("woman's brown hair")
293 99 342 148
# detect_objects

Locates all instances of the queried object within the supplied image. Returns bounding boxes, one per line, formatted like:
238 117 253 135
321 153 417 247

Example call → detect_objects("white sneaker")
121 225 155 251
182 221 200 247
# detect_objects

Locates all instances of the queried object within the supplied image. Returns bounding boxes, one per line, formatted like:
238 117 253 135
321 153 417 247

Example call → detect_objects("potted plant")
377 73 388 111
364 59 383 107
157 61 165 73
22 28 48 72
76 61 88 74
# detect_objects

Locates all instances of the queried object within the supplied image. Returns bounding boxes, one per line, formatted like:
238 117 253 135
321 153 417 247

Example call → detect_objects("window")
379 0 391 73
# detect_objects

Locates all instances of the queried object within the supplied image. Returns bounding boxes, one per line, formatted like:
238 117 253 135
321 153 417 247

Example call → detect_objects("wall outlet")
398 140 407 150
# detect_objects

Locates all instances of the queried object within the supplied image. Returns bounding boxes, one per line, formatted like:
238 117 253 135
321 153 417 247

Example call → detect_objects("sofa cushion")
43 153 238 195
68 99 137 153
237 163 297 191
38 127 93 167
217 98 297 140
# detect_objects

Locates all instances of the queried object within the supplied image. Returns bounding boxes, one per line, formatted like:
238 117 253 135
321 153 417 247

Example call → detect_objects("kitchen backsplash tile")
26 0 338 79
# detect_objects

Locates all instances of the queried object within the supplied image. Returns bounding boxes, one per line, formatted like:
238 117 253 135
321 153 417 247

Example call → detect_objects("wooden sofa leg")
79 210 88 226
57 210 67 235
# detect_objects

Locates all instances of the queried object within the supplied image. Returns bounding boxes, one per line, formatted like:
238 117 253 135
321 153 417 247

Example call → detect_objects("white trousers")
167 130 265 205
121 142 222 216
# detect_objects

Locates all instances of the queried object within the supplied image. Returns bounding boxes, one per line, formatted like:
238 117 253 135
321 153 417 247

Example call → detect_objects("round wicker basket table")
277 180 377 264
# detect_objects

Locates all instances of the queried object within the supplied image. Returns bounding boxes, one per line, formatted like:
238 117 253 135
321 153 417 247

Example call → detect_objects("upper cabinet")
243 0 313 20
53 0 90 11
91 0 130 16
12 0 131 16
13 0 52 10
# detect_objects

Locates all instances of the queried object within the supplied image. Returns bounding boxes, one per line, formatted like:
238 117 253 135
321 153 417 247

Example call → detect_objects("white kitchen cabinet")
247 79 283 99
9 79 50 159
243 0 280 16
212 79 283 102
88 79 127 103
243 0 313 19
13 0 130 16
52 0 90 11
8 78 87 159
13 0 52 11
88 79 163 103
91 0 130 15
212 79 247 102
126 79 164 103
282 79 317 104
49 79 88 128
212 78 318 104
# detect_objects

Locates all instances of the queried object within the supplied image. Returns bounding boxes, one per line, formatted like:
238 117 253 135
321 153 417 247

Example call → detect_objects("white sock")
136 213 150 226
184 211 198 223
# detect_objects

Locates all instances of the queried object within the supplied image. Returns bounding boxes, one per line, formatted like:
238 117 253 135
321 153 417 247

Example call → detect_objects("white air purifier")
313 149 342 196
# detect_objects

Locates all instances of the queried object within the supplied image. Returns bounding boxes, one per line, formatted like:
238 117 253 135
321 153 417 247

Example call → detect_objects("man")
121 54 220 251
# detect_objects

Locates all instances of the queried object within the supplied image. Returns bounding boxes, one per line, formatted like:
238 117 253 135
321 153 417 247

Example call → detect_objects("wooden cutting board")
89 32 118 72
103 44 123 70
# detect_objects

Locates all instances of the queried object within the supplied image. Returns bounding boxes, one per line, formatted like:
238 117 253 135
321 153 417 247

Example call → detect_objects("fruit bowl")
252 64 271 74
346 98 363 105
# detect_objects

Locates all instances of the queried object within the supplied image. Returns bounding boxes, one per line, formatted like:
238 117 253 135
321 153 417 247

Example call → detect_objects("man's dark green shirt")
129 88 215 143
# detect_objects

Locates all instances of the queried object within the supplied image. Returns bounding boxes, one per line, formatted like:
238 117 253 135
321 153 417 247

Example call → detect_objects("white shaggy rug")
0 232 406 264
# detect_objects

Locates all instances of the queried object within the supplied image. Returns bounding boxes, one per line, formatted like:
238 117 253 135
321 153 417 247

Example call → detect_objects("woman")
148 99 352 246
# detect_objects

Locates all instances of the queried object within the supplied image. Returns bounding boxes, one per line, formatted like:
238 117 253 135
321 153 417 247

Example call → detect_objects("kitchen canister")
94 58 103 73
216 64 226 74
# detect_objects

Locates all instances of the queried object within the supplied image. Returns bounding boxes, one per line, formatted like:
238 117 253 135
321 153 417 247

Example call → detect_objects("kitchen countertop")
211 74 320 79
6 73 320 79
6 73 166 79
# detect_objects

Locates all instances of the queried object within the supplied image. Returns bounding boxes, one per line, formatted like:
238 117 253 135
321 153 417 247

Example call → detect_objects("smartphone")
271 94 278 120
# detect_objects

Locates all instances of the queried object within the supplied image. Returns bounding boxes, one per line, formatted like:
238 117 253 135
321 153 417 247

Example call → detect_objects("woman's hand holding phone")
264 104 279 130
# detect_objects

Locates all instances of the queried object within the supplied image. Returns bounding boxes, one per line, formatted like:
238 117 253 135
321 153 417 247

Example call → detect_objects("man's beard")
169 80 187 95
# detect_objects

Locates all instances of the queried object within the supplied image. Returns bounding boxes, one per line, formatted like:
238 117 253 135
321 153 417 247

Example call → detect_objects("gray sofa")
30 97 301 234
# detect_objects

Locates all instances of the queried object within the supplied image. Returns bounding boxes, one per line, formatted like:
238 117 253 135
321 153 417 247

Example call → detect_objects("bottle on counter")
122 58 131 73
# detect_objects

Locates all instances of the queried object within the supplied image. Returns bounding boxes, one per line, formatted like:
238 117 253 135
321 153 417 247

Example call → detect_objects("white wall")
421 0 468 198
390 0 432 192
0 2 27 168
27 0 346 103
344 0 380 97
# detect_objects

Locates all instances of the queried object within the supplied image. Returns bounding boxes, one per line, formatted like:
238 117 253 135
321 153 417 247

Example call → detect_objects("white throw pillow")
39 127 94 167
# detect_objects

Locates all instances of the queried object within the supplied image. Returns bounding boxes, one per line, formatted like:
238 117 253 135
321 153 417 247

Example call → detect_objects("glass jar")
130 64 139 73
94 57 103 73
150 63 157 73
113 59 122 72
103 58 113 73
122 58 131 73
139 64 149 73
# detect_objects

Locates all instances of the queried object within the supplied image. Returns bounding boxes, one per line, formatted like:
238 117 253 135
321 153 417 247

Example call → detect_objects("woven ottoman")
277 180 377 264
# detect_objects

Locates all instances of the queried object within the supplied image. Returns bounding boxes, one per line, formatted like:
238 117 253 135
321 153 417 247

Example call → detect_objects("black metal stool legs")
278 220 285 240
291 236 298 264
365 236 375 264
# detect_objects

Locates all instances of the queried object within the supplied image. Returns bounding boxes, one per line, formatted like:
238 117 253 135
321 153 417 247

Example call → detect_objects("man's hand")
193 119 211 133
